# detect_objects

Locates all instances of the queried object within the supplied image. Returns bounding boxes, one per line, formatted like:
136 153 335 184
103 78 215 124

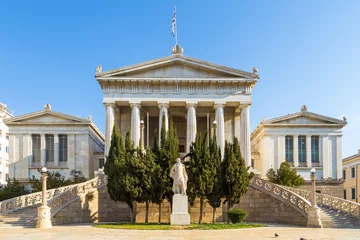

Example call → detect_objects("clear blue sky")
1 0 359 158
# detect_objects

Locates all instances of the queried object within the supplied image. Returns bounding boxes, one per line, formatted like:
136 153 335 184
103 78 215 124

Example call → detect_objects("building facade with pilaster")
4 104 105 186
342 150 360 202
0 103 13 185
96 45 259 166
251 105 347 180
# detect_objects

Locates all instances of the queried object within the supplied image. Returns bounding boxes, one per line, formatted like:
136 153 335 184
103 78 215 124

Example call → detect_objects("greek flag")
171 6 176 37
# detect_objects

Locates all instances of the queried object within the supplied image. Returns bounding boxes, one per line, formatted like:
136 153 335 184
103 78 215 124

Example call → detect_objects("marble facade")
0 103 13 185
4 104 105 186
251 106 347 180
96 45 259 164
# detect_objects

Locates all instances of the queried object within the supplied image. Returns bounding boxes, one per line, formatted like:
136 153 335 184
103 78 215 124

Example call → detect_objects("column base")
36 205 52 229
307 207 322 228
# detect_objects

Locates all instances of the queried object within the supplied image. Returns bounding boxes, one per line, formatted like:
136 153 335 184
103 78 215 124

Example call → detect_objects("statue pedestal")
170 194 190 225
36 205 52 229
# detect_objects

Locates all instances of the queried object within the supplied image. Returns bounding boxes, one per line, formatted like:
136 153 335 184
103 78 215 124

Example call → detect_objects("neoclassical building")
4 104 105 185
0 103 13 184
96 45 259 166
342 150 360 202
251 106 347 180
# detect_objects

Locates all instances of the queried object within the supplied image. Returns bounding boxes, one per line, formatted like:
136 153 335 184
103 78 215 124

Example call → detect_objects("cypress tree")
187 133 215 223
206 132 223 223
222 137 253 223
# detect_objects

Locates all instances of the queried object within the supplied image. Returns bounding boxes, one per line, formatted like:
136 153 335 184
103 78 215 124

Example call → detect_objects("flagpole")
175 6 178 45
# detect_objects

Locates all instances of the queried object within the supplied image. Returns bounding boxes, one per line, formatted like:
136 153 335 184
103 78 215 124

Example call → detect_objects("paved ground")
1 224 360 240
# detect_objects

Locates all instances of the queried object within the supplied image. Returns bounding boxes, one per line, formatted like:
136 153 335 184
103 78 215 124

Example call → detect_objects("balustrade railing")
284 187 360 217
0 174 106 216
49 175 107 217
250 177 311 218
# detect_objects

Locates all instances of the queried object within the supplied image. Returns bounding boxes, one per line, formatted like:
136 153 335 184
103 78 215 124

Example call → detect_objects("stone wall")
52 186 131 225
234 187 307 226
297 180 344 198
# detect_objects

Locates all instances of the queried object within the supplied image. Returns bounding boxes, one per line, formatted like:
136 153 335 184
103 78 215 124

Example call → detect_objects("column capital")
186 102 197 109
104 102 115 108
214 102 226 109
158 103 169 109
130 102 141 108
240 103 252 108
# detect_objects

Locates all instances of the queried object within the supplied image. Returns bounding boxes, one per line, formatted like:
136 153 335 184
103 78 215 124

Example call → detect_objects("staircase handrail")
48 174 107 217
284 186 360 217
250 176 311 218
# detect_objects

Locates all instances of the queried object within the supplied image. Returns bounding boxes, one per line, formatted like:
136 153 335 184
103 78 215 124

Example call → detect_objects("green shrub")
228 208 248 223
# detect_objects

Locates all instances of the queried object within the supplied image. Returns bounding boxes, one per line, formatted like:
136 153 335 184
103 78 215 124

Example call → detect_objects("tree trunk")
145 200 149 223
158 203 162 223
212 207 216 223
199 197 203 224
129 205 134 223
227 193 232 224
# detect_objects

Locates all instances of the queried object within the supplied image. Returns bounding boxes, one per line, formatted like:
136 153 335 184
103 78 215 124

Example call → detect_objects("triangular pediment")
263 111 347 126
4 110 89 125
96 54 256 79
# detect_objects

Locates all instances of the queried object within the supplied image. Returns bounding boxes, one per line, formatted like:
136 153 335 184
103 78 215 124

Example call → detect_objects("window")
6 133 9 140
45 134 54 165
179 145 185 153
311 136 319 162
344 190 347 199
343 169 346 180
5 146 8 153
59 135 68 165
352 188 356 200
298 136 307 163
0 144 2 151
285 136 294 162
351 167 355 178
99 159 105 169
251 159 255 168
32 135 41 166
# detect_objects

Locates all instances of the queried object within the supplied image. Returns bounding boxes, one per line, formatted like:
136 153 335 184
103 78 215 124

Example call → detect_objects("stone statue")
252 66 258 74
170 158 188 195
96 65 102 74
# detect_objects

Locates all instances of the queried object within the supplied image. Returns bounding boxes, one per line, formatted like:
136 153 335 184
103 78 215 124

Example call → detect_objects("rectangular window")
59 135 68 165
343 169 346 180
344 190 347 199
6 133 9 140
45 134 54 166
251 159 255 168
352 188 356 200
298 136 307 163
351 167 356 178
311 136 319 163
99 159 105 169
5 146 8 153
285 136 294 162
32 134 41 166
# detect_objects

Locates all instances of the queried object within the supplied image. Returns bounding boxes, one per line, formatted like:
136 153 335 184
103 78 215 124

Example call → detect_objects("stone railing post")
36 167 52 229
306 168 322 228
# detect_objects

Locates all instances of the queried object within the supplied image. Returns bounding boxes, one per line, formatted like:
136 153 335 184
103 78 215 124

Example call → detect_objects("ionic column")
104 103 115 158
336 136 343 179
158 103 169 144
54 134 59 167
240 104 251 167
306 135 312 167
186 103 197 152
214 103 225 157
130 103 141 148
40 134 45 166
294 135 299 167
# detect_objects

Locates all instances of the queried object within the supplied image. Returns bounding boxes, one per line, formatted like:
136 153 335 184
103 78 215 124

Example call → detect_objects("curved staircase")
0 175 359 228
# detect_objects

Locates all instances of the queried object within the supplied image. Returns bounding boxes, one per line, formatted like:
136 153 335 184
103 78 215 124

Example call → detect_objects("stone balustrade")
250 176 311 218
0 175 106 216
49 175 107 217
285 187 360 217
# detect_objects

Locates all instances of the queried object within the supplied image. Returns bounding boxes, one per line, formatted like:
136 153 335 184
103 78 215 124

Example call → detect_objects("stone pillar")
54 134 59 167
104 103 115 158
36 171 52 229
240 104 251 167
130 103 141 148
307 170 322 228
234 108 241 142
336 136 342 179
306 135 312 167
214 103 225 158
294 135 299 167
158 103 169 144
321 136 329 179
277 135 285 169
40 134 45 166
186 103 197 152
